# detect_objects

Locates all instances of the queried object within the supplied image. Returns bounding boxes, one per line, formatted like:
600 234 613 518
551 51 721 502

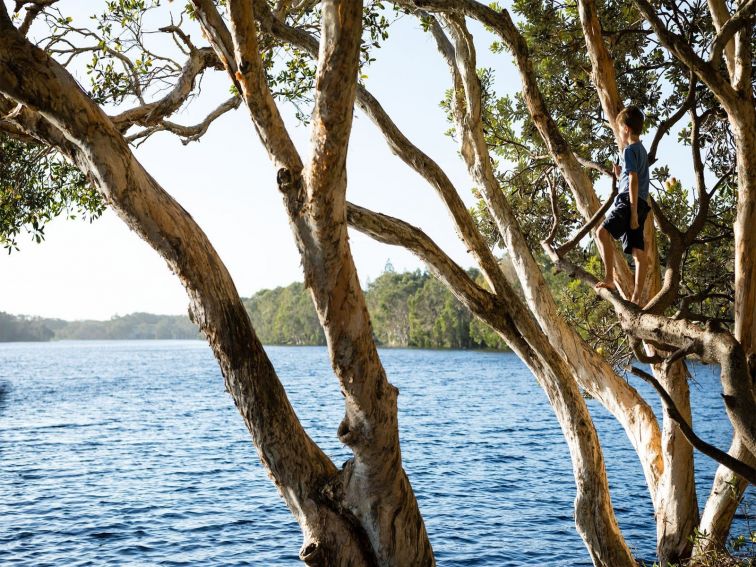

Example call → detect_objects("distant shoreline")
0 336 508 352
1 270 511 350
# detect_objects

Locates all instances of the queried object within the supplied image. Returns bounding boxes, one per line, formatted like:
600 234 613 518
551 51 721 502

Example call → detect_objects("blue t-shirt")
619 141 649 202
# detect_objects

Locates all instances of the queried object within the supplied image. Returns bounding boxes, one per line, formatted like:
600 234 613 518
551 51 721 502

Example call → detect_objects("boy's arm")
628 172 639 229
623 145 640 229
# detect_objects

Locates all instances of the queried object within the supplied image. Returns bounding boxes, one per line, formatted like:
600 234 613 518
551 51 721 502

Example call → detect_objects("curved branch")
647 73 696 164
555 175 617 257
629 366 756 484
709 0 756 69
125 95 242 145
110 47 222 131
347 202 495 312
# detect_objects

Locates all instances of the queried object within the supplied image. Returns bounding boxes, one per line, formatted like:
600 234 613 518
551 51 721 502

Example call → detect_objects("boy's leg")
595 226 615 290
631 246 648 305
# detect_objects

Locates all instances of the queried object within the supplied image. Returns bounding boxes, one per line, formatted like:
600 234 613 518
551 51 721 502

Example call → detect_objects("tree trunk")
654 362 699 565
731 103 756 359
188 1 437 562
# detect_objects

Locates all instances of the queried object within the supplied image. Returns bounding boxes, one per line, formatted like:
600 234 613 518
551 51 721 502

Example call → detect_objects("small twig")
629 337 664 364
628 365 756 485
648 71 696 164
553 173 617 257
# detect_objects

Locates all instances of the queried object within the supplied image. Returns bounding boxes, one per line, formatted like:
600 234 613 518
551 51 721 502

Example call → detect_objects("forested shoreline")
1 266 511 349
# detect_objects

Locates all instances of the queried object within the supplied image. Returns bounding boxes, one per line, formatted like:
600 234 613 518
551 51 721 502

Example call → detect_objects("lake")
0 341 751 566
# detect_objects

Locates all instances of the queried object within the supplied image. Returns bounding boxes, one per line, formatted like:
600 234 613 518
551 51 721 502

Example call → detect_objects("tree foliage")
1 0 755 565
0 134 103 251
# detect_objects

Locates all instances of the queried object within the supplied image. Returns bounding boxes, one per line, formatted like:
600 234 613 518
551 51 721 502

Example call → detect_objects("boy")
594 106 650 305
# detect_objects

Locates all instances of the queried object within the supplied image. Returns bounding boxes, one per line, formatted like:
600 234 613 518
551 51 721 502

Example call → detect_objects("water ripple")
0 341 751 566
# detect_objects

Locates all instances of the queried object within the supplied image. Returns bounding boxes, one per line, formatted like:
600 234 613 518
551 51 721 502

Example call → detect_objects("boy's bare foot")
594 279 616 291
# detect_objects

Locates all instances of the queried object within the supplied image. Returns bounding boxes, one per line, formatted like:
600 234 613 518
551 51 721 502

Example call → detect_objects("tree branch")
629 0 740 110
125 95 242 145
110 47 222 132
554 174 617 257
577 0 623 141
629 366 756 484
647 72 696 164
709 0 756 69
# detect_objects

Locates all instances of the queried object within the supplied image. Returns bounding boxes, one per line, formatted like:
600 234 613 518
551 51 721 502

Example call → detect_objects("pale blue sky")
0 1 694 320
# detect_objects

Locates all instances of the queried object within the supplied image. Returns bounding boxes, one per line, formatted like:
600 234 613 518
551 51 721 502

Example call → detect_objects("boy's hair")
618 106 644 136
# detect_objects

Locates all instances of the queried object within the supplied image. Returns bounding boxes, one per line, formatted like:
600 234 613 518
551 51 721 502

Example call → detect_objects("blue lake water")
0 341 751 566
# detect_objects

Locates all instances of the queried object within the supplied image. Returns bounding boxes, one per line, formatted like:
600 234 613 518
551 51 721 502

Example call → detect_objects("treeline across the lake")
1 264 519 349
0 312 201 342
244 265 509 349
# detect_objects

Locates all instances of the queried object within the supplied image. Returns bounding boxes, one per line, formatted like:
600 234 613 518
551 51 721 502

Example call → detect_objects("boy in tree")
594 106 651 305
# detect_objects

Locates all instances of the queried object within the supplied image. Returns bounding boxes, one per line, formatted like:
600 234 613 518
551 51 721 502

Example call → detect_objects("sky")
0 1 694 321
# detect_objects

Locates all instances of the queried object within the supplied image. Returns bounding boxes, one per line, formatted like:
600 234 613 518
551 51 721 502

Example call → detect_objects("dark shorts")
602 193 650 254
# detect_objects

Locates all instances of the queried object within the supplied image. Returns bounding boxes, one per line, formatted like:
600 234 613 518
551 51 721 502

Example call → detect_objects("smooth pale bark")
707 0 737 76
654 361 698 564
252 0 511 298
731 104 756 358
575 0 622 139
0 16 373 566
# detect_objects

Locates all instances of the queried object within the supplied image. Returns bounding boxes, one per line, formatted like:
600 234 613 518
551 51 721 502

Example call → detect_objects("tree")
1 1 754 565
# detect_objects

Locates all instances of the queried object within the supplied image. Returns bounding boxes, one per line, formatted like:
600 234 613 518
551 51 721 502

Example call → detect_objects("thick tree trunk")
654 362 698 565
295 3 434 563
189 1 436 562
731 104 756 358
